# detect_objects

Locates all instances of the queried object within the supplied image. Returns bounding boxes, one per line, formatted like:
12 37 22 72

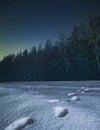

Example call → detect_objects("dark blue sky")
0 0 100 59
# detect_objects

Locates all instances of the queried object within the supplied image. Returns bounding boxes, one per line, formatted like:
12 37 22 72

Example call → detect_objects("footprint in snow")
48 99 60 103
70 96 81 101
67 92 76 96
4 117 34 130
54 106 69 117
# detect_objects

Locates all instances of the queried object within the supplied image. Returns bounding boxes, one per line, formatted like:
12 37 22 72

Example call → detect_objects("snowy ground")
0 81 100 130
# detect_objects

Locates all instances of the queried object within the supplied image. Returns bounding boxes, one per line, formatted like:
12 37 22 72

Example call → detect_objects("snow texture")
81 87 85 89
77 89 81 92
81 91 85 94
0 81 100 130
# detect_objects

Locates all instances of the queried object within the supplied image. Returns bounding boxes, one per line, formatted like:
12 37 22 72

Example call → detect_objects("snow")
67 92 75 96
84 88 89 91
70 96 80 101
29 90 38 94
54 106 69 117
77 89 81 92
81 91 85 94
0 81 100 130
81 87 85 90
81 87 89 91
48 99 60 103
4 117 34 130
81 87 89 92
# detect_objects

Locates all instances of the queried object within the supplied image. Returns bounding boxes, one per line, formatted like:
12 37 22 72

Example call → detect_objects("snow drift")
67 92 75 96
4 117 34 130
48 99 60 103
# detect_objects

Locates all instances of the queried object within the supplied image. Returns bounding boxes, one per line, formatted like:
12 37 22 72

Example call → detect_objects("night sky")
0 0 100 60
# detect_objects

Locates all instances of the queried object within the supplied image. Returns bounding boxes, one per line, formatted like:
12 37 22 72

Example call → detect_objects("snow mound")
54 106 69 117
81 87 85 90
81 91 85 94
67 92 75 96
70 96 80 101
5 117 34 130
48 99 60 103
84 88 89 91
81 87 89 92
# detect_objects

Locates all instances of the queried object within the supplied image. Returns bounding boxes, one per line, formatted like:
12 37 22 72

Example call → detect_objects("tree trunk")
94 35 100 77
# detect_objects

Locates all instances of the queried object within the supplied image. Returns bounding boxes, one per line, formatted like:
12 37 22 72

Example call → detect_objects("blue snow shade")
0 81 100 130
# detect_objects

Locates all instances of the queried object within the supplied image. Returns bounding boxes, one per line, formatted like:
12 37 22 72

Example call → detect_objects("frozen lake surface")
0 81 100 130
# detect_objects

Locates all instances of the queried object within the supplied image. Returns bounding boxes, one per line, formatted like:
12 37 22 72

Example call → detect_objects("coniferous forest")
0 16 100 82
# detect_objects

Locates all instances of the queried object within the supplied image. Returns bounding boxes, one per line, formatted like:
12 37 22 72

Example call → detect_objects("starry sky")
0 0 100 60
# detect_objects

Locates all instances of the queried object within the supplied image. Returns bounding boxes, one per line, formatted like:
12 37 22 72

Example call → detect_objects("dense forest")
0 16 100 82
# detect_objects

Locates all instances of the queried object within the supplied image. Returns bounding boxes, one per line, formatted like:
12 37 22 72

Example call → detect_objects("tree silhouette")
0 16 100 82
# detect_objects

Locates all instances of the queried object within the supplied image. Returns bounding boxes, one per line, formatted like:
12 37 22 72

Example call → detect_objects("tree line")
0 16 100 82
